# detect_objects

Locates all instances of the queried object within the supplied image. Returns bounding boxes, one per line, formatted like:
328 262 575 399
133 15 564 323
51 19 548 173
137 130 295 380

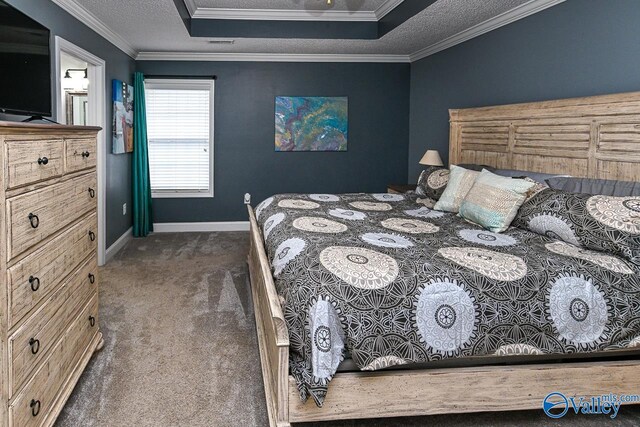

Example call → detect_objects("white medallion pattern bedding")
254 192 640 407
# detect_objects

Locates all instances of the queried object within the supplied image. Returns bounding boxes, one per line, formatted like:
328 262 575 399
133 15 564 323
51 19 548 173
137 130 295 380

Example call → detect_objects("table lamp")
419 150 444 166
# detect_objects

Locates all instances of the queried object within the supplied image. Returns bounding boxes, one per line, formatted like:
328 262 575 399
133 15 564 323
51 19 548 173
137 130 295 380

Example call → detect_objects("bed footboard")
247 206 291 427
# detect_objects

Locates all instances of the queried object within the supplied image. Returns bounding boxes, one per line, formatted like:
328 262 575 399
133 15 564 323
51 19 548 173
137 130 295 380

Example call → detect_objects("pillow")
433 165 479 213
459 170 535 232
546 177 640 197
522 177 549 202
512 188 640 267
457 164 496 172
493 168 568 183
416 166 450 200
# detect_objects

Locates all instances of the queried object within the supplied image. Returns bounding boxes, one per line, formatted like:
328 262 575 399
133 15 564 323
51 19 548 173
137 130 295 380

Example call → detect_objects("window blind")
145 82 212 194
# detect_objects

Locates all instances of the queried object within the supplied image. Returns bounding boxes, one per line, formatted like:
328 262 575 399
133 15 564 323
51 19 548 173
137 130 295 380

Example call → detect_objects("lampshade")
419 150 444 166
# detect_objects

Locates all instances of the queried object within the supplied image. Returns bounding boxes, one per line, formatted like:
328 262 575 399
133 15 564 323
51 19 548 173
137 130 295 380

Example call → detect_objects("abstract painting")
112 79 134 154
275 96 348 151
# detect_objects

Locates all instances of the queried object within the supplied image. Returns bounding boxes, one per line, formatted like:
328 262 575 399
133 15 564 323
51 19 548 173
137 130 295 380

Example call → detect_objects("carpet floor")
55 232 640 427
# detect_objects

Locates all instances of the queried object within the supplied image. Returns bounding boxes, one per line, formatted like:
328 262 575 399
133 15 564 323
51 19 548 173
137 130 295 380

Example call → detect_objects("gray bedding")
255 192 640 407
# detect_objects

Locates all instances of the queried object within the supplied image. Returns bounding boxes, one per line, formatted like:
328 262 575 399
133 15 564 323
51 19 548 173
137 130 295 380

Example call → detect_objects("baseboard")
105 227 133 263
153 221 250 232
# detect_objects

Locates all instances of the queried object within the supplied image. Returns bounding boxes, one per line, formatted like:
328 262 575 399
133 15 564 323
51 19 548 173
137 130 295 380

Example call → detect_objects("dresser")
0 122 103 427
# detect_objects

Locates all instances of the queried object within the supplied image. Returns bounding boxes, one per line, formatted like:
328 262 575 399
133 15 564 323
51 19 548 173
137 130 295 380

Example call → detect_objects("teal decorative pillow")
459 170 535 233
433 165 479 213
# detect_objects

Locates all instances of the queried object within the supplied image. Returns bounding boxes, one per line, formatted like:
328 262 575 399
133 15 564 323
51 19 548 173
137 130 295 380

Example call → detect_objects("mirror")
65 91 88 125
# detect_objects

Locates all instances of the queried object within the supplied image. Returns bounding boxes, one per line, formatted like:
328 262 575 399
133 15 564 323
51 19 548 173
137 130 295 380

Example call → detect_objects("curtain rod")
144 75 217 80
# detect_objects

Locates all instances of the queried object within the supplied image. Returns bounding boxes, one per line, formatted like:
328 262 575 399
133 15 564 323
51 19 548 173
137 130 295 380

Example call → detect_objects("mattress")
255 192 640 406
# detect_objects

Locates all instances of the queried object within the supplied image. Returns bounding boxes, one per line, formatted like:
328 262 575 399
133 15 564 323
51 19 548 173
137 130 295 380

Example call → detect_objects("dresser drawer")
10 295 98 427
6 173 97 260
5 139 64 189
9 256 97 397
7 213 97 327
65 138 96 173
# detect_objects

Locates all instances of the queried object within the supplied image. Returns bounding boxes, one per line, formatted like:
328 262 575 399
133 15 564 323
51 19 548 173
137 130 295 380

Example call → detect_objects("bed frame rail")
247 206 290 427
287 360 640 423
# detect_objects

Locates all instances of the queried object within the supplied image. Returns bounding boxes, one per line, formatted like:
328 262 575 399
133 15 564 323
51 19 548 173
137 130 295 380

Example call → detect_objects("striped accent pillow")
459 170 535 233
433 165 479 213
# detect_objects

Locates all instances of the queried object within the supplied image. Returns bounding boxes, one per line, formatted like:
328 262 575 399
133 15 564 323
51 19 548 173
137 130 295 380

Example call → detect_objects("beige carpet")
56 232 640 427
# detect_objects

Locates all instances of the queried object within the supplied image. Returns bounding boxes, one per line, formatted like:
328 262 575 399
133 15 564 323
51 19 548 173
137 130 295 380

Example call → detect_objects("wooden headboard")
449 91 640 181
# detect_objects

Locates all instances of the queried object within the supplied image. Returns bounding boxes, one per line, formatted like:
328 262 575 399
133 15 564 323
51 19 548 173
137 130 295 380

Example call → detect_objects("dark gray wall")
136 61 410 223
409 0 640 182
2 0 135 247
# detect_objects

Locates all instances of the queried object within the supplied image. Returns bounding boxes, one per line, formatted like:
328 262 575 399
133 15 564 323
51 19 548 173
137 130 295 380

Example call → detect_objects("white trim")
409 0 566 62
183 0 197 16
54 36 108 267
374 0 404 19
105 227 133 263
145 78 215 198
136 52 411 63
191 7 378 22
51 0 137 58
153 222 250 232
188 0 401 21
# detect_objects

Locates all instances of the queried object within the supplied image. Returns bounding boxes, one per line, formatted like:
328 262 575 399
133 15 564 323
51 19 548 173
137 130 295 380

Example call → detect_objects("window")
145 79 214 198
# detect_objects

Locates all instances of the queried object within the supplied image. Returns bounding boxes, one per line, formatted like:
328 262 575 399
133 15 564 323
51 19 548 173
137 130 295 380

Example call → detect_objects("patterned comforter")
254 192 640 406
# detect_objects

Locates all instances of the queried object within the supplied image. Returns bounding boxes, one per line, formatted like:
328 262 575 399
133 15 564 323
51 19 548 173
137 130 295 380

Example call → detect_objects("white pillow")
433 165 479 213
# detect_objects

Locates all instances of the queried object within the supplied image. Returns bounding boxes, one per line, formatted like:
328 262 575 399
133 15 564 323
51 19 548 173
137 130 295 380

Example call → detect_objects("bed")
247 91 640 426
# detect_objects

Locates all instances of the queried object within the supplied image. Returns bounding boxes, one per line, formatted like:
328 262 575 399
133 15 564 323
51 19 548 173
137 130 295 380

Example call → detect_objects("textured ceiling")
76 0 532 55
193 0 390 12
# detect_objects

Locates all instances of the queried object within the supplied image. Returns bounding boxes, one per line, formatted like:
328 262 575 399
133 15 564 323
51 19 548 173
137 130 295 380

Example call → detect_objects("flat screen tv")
0 0 51 117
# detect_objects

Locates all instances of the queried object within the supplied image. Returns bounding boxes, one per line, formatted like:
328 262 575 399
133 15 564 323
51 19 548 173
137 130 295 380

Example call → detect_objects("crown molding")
190 7 378 22
409 0 565 62
51 0 137 58
188 0 404 22
136 51 411 63
375 0 404 19
183 0 197 16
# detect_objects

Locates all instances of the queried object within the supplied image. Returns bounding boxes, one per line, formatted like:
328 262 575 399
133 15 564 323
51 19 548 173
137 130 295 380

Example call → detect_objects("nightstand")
387 184 417 194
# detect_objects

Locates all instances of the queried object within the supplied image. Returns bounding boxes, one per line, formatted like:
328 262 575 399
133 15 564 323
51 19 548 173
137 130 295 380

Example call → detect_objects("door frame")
54 36 107 266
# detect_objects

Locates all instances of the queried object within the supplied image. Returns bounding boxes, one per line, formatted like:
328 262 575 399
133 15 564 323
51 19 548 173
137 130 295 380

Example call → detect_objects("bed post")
247 206 291 427
448 109 461 166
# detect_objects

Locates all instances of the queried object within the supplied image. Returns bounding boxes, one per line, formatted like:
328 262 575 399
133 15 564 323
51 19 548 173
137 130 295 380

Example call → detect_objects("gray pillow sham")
546 177 640 197
493 168 567 183
457 163 496 172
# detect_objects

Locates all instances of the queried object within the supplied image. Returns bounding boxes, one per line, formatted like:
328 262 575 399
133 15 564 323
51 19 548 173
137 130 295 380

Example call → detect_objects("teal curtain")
132 72 153 237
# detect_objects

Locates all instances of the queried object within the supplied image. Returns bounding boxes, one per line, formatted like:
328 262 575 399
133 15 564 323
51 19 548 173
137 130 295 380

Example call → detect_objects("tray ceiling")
66 0 561 60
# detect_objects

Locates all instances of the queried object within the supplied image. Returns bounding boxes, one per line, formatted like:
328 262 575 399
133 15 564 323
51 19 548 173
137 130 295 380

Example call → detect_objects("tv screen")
0 0 51 117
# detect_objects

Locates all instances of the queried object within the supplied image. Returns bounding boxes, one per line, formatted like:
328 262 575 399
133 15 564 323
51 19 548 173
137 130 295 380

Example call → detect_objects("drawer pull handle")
30 399 41 417
29 276 40 292
89 316 96 327
28 213 39 228
82 151 90 158
88 273 95 284
88 187 96 198
89 230 96 241
37 157 48 165
29 338 40 355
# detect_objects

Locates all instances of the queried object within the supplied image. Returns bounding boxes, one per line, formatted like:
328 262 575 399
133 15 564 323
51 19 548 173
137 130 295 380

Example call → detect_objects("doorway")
60 52 88 125
54 37 107 266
